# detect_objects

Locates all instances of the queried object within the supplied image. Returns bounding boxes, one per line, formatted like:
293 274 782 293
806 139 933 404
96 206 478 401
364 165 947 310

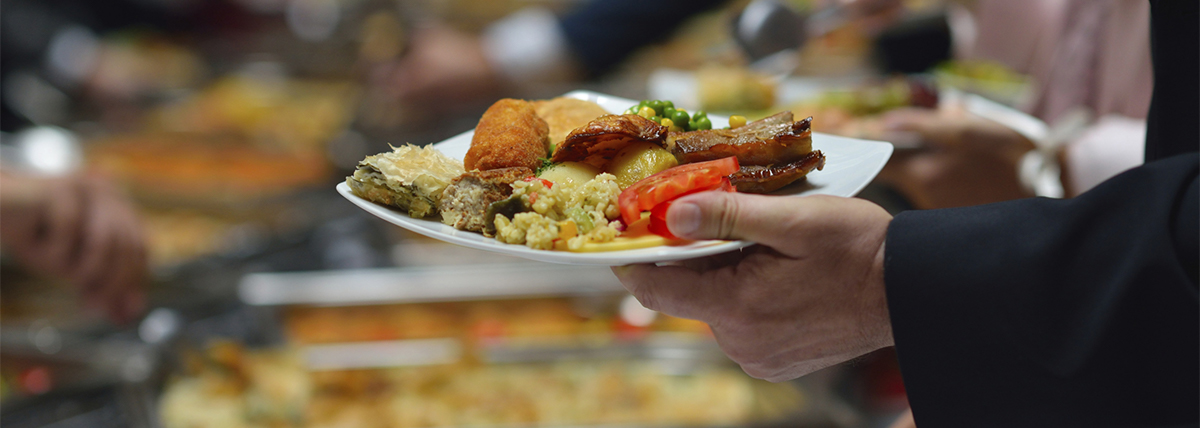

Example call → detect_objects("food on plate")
669 113 824 193
464 99 549 171
346 144 465 218
550 114 668 169
623 99 712 132
933 60 1029 106
607 142 680 188
532 97 610 152
670 113 812 165
784 77 938 139
537 161 601 186
493 174 623 251
729 151 826 193
439 167 534 234
697 65 776 112
347 95 830 251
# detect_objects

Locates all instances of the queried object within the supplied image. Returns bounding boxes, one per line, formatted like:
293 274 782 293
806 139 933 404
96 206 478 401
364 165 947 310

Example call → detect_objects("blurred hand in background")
0 172 147 323
876 106 1036 209
612 192 893 381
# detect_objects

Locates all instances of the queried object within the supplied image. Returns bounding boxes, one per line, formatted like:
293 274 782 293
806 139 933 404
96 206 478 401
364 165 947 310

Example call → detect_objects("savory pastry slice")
346 144 465 218
464 99 549 171
551 114 668 169
668 113 813 165
439 167 534 235
532 97 610 154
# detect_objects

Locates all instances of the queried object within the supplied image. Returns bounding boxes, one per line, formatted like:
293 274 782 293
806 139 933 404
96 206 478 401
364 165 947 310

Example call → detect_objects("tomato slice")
647 177 735 239
619 157 740 225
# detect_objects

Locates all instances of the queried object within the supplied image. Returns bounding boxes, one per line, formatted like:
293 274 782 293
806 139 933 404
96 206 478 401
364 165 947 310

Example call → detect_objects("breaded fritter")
464 99 549 171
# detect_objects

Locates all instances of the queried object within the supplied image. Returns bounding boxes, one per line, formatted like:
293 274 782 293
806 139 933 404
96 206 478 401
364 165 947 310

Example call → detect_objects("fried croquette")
464 99 549 171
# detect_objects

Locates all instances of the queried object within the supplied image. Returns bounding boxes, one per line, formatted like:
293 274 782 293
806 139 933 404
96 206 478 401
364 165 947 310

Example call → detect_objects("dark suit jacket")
884 1 1199 426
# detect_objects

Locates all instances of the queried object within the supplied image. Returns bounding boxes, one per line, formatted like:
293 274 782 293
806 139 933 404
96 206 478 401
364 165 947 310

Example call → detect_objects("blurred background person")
877 0 1153 209
0 170 148 323
373 0 903 111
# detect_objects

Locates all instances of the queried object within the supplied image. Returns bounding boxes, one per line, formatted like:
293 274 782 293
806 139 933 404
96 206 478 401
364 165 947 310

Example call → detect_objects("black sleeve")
1144 0 1199 162
558 0 728 77
885 154 1198 427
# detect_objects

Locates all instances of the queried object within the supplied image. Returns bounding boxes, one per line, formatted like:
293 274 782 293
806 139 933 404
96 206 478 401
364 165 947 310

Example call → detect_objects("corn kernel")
660 118 674 127
729 115 747 129
638 107 656 119
558 220 578 240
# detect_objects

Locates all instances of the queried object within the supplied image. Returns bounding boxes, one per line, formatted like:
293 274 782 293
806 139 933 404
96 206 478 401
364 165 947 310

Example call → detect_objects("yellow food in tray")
160 334 806 428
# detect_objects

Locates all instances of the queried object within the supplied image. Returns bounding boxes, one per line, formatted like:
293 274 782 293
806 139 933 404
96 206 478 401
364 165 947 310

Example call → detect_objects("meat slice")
439 167 533 234
550 114 668 169
729 150 826 194
669 113 812 166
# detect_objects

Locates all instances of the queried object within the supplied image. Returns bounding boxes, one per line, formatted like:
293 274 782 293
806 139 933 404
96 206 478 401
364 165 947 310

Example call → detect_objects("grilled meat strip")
729 150 826 194
669 113 812 166
551 114 668 169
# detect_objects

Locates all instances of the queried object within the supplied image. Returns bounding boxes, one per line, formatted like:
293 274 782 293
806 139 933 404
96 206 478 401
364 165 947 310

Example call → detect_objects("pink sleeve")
1064 115 1146 196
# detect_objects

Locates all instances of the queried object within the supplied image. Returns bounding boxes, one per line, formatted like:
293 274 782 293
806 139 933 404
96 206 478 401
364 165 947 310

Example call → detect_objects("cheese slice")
569 214 685 252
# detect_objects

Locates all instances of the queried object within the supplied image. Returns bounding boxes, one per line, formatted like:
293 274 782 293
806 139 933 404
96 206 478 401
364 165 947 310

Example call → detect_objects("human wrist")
868 238 895 348
856 218 894 351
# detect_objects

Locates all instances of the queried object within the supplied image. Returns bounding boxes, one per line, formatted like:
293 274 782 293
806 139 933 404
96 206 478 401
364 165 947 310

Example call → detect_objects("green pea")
652 100 670 115
692 110 708 119
670 110 690 127
662 107 676 118
661 100 675 110
649 115 662 124
624 107 638 115
690 117 713 130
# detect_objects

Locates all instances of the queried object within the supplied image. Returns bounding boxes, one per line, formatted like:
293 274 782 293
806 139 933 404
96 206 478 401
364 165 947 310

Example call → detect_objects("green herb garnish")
535 157 557 176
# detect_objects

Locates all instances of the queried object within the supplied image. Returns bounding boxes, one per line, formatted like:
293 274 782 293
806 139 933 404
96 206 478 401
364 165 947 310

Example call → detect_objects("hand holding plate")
612 192 893 381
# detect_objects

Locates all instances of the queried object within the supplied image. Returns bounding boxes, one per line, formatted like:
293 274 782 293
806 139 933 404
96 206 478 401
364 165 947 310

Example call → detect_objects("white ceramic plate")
337 90 894 265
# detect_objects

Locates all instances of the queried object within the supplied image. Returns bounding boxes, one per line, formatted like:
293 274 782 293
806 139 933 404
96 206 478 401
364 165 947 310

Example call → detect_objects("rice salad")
494 173 623 250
